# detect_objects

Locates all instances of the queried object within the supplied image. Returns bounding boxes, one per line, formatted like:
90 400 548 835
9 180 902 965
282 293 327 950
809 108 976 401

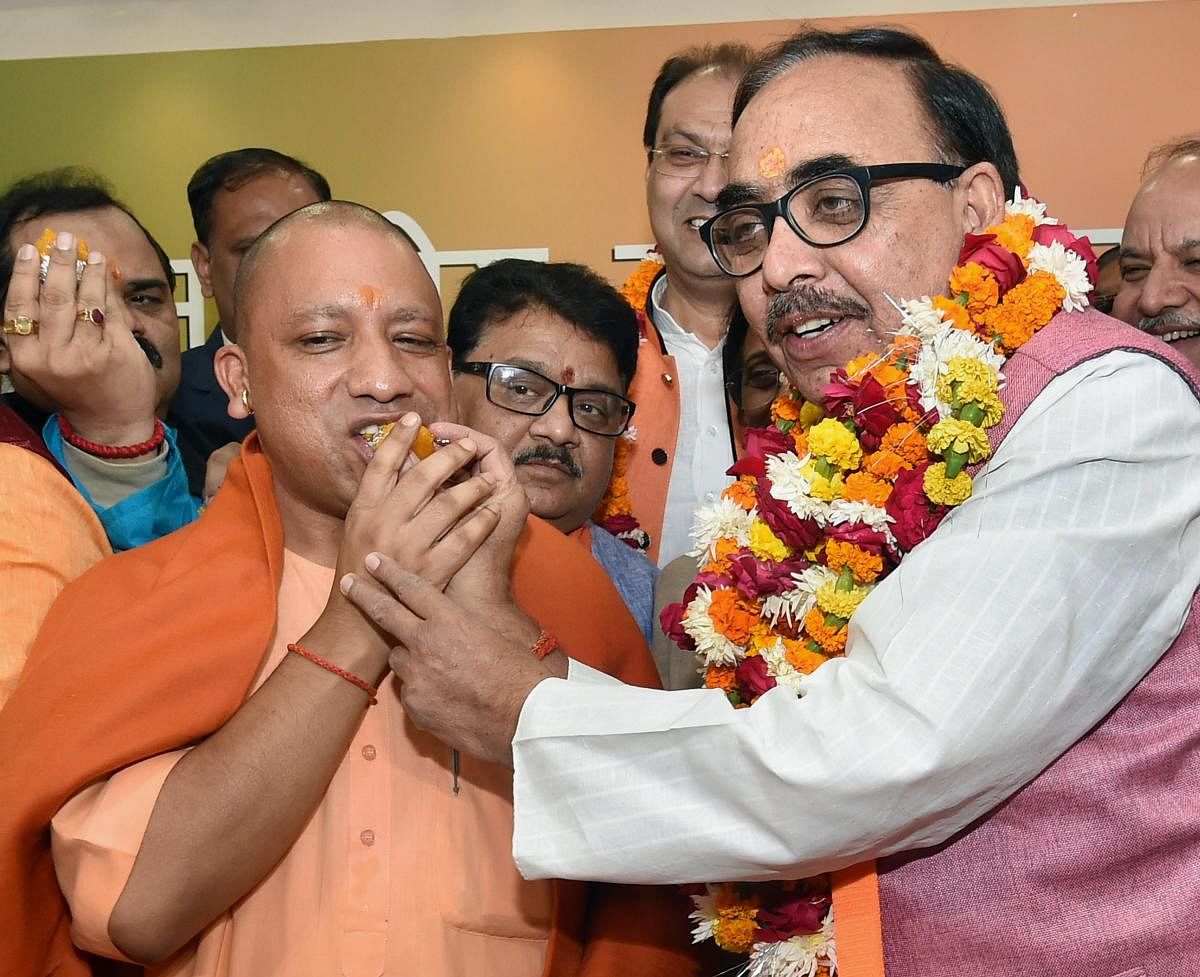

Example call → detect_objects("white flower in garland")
1027 239 1093 312
909 325 1005 416
828 498 894 536
761 638 806 694
682 587 744 666
890 295 950 343
766 453 831 523
622 425 638 443
1005 185 1056 226
687 889 717 943
689 497 755 562
761 584 817 627
746 909 836 977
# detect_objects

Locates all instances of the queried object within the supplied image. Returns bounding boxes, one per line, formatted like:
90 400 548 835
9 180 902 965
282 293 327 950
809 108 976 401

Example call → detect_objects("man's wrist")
59 412 160 460
305 595 393 685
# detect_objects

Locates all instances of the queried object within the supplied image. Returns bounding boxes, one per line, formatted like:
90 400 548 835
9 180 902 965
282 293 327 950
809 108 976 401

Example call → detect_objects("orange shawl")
0 437 696 977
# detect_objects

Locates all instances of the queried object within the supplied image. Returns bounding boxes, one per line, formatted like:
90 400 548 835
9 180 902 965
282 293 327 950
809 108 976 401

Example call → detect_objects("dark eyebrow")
659 127 714 148
505 358 623 397
717 154 859 210
1117 247 1147 263
124 277 170 294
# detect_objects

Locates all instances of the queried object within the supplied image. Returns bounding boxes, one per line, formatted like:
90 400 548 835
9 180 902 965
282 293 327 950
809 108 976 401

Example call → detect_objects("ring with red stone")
75 307 105 326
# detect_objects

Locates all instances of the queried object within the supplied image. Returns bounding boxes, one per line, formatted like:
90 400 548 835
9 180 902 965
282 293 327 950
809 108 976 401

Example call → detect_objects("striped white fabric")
510 350 1200 884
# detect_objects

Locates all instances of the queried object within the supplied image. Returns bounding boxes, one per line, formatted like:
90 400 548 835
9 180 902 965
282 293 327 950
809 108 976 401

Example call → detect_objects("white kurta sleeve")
511 351 1200 884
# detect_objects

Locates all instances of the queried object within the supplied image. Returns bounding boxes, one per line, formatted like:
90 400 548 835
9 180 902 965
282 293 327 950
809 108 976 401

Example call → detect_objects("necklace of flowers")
661 192 1097 975
591 253 666 550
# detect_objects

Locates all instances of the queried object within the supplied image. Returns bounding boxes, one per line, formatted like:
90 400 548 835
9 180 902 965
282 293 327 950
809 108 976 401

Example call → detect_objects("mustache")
1139 310 1200 334
765 286 871 344
135 334 164 370
514 443 582 479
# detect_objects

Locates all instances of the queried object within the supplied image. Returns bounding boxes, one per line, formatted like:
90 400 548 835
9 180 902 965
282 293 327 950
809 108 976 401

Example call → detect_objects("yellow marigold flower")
803 607 848 655
808 418 862 471
785 638 832 674
771 395 804 422
863 449 908 479
937 357 999 407
722 477 758 511
816 579 869 619
879 423 928 467
987 213 1035 259
713 914 758 955
926 417 992 463
974 393 1004 427
949 263 999 317
801 462 845 501
924 461 974 505
825 539 884 584
842 470 893 507
932 294 972 331
749 519 792 563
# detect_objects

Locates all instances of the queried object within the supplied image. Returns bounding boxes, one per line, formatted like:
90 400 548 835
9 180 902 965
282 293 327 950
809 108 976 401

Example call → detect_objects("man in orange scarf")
0 202 697 976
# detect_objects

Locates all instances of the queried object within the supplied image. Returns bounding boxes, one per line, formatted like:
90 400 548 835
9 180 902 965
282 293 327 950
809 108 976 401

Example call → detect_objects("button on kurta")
361 744 377 761
651 448 668 465
360 829 376 846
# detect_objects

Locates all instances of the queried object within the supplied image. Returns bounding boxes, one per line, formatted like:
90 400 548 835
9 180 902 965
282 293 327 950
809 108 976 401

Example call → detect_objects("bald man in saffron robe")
0 202 699 977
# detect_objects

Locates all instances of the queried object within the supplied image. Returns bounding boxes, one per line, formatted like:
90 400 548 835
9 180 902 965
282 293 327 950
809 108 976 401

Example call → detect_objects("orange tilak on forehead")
108 260 123 284
357 284 382 308
758 147 787 181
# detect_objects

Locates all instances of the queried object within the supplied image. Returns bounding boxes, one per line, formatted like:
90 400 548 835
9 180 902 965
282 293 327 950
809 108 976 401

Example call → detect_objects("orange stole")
0 435 675 977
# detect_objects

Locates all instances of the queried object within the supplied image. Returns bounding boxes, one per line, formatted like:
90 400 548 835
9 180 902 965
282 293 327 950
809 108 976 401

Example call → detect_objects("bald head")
232 200 430 342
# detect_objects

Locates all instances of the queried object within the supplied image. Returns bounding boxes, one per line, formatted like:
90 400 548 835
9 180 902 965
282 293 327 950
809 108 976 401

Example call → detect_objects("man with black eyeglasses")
337 27 1200 977
448 258 659 644
618 43 755 566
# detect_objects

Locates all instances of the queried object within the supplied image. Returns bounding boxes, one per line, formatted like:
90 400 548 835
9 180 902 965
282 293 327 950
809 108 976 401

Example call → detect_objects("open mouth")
357 422 397 449
1161 329 1200 343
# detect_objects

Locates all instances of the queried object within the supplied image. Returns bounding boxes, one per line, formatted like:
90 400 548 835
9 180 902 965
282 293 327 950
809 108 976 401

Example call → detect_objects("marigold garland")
667 191 1097 974
593 254 666 551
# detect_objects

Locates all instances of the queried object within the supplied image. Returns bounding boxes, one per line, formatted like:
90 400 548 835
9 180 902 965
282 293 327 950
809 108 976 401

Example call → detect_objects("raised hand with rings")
2 227 161 455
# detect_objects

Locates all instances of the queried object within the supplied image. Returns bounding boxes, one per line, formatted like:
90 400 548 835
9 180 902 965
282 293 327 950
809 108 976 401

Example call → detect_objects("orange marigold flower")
842 470 893 508
723 477 758 511
846 353 878 379
701 537 742 575
785 639 832 675
863 449 908 479
932 294 973 331
949 263 1000 317
889 334 923 365
709 588 759 644
705 664 739 693
791 428 809 455
825 538 884 584
981 271 1064 353
771 395 804 422
713 914 758 955
618 257 663 310
803 607 848 655
880 422 929 467
987 213 1035 259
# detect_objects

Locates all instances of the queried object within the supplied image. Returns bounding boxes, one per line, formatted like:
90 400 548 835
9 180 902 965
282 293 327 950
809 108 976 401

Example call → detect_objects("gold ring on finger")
75 307 106 326
2 315 38 336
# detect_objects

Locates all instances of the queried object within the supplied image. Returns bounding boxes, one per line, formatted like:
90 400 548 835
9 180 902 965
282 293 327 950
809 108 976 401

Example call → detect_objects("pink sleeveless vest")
877 309 1200 976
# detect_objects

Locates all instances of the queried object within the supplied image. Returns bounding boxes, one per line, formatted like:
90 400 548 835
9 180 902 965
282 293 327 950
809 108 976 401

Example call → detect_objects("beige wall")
0 1 1196 338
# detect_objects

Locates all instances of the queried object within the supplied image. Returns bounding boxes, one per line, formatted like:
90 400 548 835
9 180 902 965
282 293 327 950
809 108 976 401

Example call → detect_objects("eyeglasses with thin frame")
456 361 636 437
725 362 786 410
649 144 730 178
700 162 967 277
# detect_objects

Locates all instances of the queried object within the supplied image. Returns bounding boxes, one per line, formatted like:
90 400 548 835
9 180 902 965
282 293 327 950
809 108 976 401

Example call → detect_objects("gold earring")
241 389 254 414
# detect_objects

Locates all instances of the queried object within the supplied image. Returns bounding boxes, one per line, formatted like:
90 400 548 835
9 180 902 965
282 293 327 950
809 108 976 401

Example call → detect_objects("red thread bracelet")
287 643 379 705
58 414 165 460
530 630 560 660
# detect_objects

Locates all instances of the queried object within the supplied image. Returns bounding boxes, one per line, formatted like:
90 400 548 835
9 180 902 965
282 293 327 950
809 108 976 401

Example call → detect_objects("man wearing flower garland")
340 26 1200 977
1113 136 1200 370
614 43 753 565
